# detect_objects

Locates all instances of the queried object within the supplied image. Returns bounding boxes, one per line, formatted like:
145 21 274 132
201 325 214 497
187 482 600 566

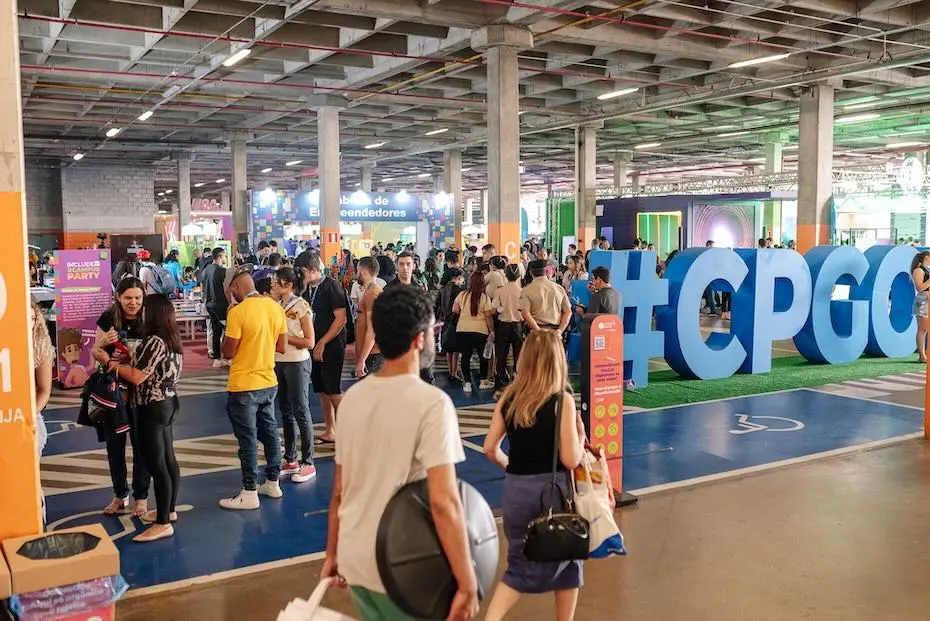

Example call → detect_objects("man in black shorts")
301 254 347 444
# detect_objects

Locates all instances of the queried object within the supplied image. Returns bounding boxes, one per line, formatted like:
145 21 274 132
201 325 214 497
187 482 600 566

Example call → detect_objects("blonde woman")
482 330 585 621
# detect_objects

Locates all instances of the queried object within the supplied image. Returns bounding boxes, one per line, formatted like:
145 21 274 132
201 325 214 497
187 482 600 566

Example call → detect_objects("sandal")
314 435 335 445
133 524 175 543
103 497 129 515
130 499 148 517
139 510 178 524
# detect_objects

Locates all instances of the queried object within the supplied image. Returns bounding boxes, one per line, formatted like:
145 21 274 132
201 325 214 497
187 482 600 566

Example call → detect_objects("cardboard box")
0 543 10 600
1 524 119 595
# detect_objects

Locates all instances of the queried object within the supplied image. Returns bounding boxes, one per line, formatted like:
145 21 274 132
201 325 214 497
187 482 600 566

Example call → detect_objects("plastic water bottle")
482 338 494 359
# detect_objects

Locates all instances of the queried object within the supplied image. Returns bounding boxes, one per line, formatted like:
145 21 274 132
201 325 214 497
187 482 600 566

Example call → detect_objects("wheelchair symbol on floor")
47 505 194 541
729 414 805 435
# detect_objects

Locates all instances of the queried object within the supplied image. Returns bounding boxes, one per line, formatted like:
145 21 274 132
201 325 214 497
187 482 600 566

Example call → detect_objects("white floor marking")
802 387 925 411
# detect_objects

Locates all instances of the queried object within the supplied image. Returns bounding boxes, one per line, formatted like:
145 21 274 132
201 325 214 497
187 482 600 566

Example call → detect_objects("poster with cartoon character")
52 249 113 389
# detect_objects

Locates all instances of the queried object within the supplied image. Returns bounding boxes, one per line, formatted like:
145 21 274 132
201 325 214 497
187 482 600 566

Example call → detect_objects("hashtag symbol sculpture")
587 250 669 387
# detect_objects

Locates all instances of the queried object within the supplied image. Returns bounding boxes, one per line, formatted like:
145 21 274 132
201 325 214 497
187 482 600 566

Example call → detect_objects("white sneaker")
257 480 283 499
212 359 224 369
463 382 472 394
219 489 259 510
479 379 495 390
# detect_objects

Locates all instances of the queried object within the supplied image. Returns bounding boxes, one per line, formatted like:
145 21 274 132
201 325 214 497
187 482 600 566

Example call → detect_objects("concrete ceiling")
16 0 930 201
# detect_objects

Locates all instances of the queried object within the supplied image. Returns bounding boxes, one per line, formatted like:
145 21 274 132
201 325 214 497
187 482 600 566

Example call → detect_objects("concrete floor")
117 438 930 621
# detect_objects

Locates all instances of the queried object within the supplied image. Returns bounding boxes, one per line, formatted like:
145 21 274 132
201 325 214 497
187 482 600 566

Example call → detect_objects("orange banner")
0 190 41 540
796 223 829 254
320 228 341 272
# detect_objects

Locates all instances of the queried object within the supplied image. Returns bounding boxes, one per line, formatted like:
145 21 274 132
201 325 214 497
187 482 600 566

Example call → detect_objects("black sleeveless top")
918 266 930 293
504 393 567 475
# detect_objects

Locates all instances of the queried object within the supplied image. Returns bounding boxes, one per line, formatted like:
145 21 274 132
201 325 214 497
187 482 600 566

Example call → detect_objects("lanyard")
309 278 324 307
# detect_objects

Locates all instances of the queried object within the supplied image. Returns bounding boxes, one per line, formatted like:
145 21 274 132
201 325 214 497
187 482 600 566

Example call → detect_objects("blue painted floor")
44 387 923 590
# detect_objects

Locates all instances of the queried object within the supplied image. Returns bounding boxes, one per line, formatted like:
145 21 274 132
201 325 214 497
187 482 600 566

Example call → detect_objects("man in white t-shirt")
321 286 479 621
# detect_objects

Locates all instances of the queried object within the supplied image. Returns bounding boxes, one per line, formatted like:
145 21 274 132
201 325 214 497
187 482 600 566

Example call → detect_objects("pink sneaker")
281 461 301 476
292 464 317 483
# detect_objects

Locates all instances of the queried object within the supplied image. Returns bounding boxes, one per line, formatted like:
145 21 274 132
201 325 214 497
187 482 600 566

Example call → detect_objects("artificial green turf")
613 355 926 409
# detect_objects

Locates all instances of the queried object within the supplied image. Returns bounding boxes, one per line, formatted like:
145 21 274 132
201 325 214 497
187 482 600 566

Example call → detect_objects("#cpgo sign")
589 245 919 387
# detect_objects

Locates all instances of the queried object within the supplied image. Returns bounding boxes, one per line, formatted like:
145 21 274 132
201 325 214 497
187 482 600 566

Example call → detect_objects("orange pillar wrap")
488 222 521 264
0 0 42 540
320 229 341 271
796 224 829 254
578 227 596 253
0 191 41 540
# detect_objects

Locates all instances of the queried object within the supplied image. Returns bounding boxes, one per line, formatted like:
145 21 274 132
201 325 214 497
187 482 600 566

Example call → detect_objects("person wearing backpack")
137 249 177 297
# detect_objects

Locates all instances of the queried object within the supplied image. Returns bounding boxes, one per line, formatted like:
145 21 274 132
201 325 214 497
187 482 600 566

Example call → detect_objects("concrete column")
360 165 372 192
575 123 600 250
311 94 347 265
298 176 314 192
764 142 783 174
443 149 463 249
229 133 249 236
797 85 834 252
631 172 641 194
0 0 42 538
473 25 533 261
174 153 192 230
221 191 231 210
613 151 630 195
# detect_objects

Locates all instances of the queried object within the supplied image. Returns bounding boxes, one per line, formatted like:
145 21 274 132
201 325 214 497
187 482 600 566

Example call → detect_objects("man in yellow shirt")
219 272 288 510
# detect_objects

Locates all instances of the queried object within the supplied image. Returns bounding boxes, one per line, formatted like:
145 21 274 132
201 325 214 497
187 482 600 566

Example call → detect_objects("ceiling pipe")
20 65 488 105
353 44 930 168
18 15 706 92
476 0 860 61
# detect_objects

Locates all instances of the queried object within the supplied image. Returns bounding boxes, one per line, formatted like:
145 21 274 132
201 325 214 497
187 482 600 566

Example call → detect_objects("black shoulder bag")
522 393 591 563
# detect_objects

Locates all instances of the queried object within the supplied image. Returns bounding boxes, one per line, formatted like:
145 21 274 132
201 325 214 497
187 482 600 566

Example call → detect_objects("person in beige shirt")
519 260 571 333
491 264 524 395
453 275 495 393
486 256 507 303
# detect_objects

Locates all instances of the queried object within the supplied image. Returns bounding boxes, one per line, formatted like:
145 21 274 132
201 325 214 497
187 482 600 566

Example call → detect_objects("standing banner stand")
581 315 637 507
51 250 112 389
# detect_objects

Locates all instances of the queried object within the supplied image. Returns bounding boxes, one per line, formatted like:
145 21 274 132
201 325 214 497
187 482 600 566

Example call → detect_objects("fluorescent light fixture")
728 53 791 69
165 189 173 194
518 111 527 116
782 144 798 150
836 113 880 124
425 128 448 136
215 178 226 183
162 85 181 100
157 192 165 196
887 141 923 149
461 167 472 172
364 142 386 149
719 130 750 137
261 167 273 173
138 110 154 121
382 177 394 182
417 172 431 178
222 48 251 67
703 125 736 131
843 101 877 110
285 160 302 166
634 142 662 149
596 87 638 101
194 182 205 188
158 209 168 214
105 127 120 138
72 153 84 161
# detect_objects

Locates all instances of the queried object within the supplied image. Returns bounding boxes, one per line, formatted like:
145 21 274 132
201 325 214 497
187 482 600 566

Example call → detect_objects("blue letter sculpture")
587 250 668 387
657 248 748 379
732 249 812 374
794 246 870 364
853 245 917 357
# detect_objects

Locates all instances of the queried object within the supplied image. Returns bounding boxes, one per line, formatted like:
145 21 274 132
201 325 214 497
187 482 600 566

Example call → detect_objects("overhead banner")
296 190 420 221
53 249 113 389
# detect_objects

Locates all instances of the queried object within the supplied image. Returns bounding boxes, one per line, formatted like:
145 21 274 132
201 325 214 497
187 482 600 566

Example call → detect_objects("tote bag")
574 447 627 558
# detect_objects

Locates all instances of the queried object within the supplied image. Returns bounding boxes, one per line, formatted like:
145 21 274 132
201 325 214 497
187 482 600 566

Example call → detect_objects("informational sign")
191 197 226 212
293 190 420 222
580 314 625 504
53 250 113 389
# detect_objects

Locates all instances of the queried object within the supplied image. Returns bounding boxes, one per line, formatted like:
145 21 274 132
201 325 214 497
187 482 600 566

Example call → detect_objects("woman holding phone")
92 277 151 516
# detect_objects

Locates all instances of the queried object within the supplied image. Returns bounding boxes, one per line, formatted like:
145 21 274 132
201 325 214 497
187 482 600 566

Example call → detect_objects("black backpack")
78 370 131 434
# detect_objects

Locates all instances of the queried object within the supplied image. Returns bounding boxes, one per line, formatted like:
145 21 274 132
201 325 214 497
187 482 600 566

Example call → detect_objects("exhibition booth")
594 192 798 253
251 189 456 255
833 192 928 249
